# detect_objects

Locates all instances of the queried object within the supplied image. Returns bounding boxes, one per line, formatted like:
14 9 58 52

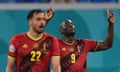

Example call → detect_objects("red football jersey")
59 39 98 72
8 32 60 72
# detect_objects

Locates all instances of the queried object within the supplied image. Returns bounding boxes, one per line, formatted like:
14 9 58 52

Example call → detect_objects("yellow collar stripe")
26 32 44 41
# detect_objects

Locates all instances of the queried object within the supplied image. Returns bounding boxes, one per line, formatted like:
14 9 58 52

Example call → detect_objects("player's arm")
6 56 15 72
45 7 54 22
6 36 17 72
51 37 61 72
94 9 115 51
51 56 61 72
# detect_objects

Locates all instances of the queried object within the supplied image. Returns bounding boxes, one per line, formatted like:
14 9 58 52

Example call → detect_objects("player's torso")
59 39 87 72
16 33 53 72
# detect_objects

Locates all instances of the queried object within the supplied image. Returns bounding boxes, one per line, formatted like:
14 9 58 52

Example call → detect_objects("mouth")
39 25 45 29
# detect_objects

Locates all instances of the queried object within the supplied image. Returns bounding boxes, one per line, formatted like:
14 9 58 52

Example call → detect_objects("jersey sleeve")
83 39 99 51
51 37 60 56
8 35 17 58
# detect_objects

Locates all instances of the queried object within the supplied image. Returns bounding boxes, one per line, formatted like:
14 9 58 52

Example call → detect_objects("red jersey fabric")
59 39 97 72
8 32 60 72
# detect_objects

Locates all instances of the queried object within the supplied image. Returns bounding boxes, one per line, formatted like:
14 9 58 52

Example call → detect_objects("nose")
40 19 46 26
68 24 74 29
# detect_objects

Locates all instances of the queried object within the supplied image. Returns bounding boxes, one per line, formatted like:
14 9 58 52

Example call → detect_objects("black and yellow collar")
62 38 75 45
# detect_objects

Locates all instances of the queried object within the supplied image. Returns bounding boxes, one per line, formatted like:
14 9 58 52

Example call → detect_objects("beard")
33 26 45 34
35 30 43 34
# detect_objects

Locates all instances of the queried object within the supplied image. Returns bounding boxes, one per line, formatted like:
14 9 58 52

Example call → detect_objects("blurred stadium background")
0 0 120 72
0 0 119 3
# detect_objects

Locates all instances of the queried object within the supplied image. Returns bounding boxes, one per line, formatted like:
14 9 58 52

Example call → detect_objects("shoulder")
80 38 97 44
80 38 91 41
57 38 62 42
44 32 58 39
11 33 26 40
10 33 26 44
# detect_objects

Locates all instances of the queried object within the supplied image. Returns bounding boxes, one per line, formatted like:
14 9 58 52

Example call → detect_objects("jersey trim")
52 56 60 58
62 38 75 45
8 56 16 60
94 41 99 51
26 32 44 41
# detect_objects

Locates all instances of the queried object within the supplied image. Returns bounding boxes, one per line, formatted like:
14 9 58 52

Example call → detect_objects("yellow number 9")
71 53 75 63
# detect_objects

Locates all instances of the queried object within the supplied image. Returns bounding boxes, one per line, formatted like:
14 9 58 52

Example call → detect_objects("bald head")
60 19 75 37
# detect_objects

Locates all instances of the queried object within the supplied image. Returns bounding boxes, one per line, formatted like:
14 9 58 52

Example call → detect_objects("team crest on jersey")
9 44 15 52
77 45 82 53
43 42 47 51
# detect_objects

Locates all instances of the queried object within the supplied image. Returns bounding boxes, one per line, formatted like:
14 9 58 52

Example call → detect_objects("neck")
62 35 75 45
28 28 43 38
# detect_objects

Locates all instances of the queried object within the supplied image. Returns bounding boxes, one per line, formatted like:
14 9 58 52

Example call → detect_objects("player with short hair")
6 8 60 72
59 9 115 72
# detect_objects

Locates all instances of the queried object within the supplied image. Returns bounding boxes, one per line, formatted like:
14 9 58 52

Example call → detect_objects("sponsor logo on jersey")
62 47 66 51
77 45 82 53
22 44 28 48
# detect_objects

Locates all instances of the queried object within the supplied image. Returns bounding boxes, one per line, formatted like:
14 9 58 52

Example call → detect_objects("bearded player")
59 9 115 72
6 8 60 72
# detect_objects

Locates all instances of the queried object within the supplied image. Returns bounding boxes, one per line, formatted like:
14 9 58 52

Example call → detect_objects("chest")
16 38 53 59
60 43 84 57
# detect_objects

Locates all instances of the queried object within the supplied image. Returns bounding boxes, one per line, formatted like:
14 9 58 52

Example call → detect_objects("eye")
36 18 41 21
36 18 46 21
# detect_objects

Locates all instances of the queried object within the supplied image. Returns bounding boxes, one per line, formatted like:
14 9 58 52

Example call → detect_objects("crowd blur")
0 0 118 3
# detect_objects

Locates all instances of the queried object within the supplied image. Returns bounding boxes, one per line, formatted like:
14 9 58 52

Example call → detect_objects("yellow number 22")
30 51 41 61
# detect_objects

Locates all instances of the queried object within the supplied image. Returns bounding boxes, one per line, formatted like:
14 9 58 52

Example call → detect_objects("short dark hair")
27 9 43 20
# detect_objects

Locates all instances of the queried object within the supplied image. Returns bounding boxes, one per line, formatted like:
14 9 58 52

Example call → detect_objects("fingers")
107 9 115 24
45 7 55 21
48 6 54 12
106 9 114 17
107 9 111 17
46 6 54 13
106 8 110 17
47 8 54 17
47 8 52 13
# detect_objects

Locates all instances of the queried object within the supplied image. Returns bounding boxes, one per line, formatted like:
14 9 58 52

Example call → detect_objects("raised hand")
107 9 115 24
45 7 54 21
